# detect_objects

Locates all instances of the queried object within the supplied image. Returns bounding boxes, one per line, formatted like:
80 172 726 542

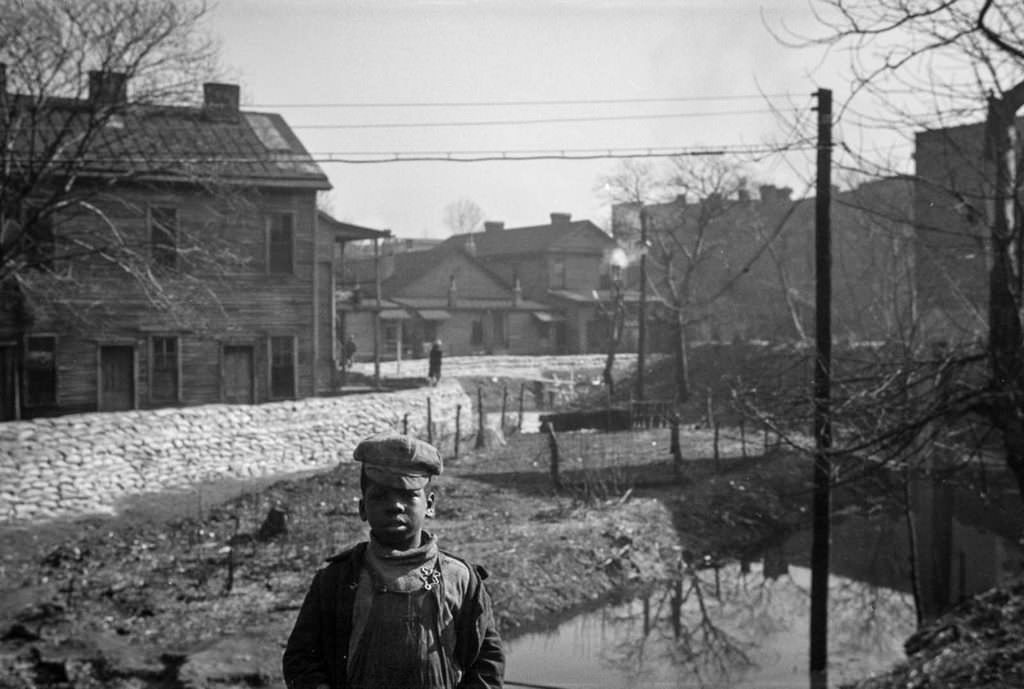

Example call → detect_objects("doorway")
223 345 255 404
99 345 135 411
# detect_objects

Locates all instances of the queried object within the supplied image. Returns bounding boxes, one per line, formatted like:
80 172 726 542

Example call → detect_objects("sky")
206 0 889 238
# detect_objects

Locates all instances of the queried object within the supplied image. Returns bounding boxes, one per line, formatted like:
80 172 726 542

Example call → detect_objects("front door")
223 345 254 404
100 345 135 411
0 344 18 421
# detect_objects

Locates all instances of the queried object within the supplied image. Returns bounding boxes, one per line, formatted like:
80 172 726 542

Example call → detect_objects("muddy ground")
2 358 1022 689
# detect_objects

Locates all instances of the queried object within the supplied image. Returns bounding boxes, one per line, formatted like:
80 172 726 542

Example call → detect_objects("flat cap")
353 433 443 490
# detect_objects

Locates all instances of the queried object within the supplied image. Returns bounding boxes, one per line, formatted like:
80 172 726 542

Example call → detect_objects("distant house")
437 213 622 353
0 71 360 419
612 180 914 344
341 243 554 359
913 118 1024 342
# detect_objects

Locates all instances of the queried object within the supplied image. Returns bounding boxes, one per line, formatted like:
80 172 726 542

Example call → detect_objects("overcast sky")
207 0 894 237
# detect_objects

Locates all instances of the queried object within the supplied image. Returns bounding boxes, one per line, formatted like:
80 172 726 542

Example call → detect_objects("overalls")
347 556 458 689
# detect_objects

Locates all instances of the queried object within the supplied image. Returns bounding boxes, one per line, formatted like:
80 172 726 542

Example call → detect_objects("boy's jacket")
282 541 505 689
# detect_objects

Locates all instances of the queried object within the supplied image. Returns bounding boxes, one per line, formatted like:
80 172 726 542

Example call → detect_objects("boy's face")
358 477 436 550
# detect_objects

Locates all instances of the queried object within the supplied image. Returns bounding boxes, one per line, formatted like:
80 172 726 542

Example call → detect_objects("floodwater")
505 479 1024 689
505 563 912 689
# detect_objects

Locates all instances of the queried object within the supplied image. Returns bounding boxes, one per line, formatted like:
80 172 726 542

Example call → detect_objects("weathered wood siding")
24 185 322 415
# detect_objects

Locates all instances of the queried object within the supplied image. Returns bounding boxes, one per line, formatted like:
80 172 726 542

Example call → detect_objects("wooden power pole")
810 87 833 688
635 206 648 401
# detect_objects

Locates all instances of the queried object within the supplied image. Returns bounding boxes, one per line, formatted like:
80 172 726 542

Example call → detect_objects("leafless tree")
773 0 1024 501
0 0 238 331
442 198 484 235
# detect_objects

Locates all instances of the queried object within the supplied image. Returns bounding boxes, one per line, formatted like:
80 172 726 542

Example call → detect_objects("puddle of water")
505 563 915 689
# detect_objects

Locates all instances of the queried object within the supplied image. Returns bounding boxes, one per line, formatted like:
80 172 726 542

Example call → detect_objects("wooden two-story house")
0 71 361 419
436 214 622 354
340 243 554 359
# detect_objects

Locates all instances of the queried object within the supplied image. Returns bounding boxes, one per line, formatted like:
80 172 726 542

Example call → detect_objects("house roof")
438 219 614 257
8 95 331 189
394 296 551 312
318 211 390 240
342 242 518 293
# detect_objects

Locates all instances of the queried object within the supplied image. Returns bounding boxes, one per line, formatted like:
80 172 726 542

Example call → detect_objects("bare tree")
442 198 484 235
783 0 1024 500
0 0 233 330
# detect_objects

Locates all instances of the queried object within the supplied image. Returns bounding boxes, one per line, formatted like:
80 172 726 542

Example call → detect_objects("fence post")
501 385 509 434
403 412 409 436
740 418 747 458
475 386 486 449
713 420 720 468
427 397 433 444
454 404 461 459
671 412 682 481
518 383 526 433
543 420 562 491
763 425 769 454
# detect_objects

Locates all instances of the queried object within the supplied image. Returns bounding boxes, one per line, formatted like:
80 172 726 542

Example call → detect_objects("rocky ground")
1 355 1022 688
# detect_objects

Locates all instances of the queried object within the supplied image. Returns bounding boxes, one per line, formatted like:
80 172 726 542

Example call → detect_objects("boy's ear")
424 490 436 518
357 498 367 522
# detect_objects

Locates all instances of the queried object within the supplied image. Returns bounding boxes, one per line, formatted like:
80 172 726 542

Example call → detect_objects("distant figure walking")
342 334 357 370
428 340 443 385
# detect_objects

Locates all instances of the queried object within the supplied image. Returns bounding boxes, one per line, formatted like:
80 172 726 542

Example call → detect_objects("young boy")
282 433 505 689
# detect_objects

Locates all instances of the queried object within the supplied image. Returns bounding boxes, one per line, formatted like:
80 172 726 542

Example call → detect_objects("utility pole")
635 206 648 401
373 236 382 388
809 87 833 689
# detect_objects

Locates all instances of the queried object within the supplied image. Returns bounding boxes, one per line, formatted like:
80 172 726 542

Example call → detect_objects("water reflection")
506 562 914 689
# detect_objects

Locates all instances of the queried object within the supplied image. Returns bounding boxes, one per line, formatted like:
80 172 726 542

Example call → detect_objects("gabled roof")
6 94 330 189
318 211 390 241
344 242 518 293
438 219 614 257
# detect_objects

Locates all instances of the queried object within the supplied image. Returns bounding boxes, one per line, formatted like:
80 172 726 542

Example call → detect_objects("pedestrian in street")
428 339 443 385
282 433 505 689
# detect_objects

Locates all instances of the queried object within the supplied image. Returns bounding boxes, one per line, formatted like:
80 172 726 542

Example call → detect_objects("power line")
308 143 813 163
253 93 799 109
6 143 812 166
290 108 797 130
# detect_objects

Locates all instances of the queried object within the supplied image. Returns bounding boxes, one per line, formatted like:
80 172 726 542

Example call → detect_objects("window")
150 336 179 403
492 311 506 347
27 215 54 271
24 336 56 407
550 254 567 289
150 207 178 269
470 320 484 347
267 213 294 274
270 335 295 398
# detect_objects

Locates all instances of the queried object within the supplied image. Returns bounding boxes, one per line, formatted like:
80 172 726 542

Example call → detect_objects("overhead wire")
252 93 801 109
289 108 800 130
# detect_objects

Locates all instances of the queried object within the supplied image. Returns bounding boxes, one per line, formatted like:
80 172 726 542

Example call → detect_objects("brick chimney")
447 274 458 308
512 274 522 308
483 221 505 233
464 233 476 257
88 70 128 106
203 82 240 122
550 212 572 226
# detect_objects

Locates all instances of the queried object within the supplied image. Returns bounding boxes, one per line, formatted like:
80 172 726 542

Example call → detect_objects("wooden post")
740 418 747 458
501 385 509 434
454 404 461 459
427 397 433 444
713 421 720 467
518 383 526 433
543 421 562 491
671 413 682 481
475 386 486 449
403 412 409 436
